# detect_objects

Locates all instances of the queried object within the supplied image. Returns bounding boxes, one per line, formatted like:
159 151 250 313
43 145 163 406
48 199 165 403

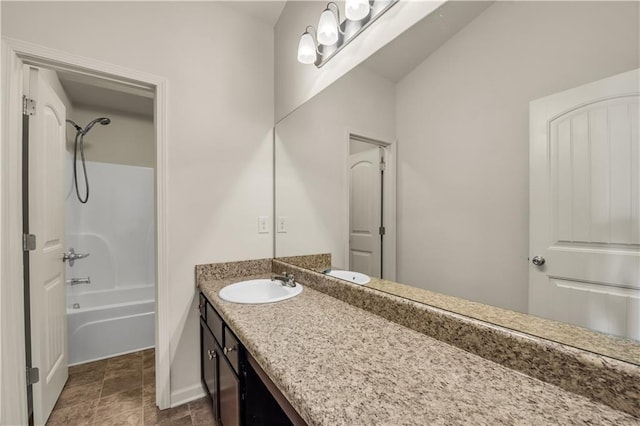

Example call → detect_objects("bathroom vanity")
196 260 639 426
199 292 305 426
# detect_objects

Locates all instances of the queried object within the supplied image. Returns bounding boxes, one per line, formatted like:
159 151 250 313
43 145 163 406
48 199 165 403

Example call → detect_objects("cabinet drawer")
224 326 240 375
206 303 224 346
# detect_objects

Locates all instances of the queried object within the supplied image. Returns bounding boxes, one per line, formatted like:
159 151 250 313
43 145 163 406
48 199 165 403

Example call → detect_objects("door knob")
532 256 546 266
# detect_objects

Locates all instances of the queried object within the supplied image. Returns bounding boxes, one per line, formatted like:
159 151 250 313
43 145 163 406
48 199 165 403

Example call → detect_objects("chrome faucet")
63 248 90 267
272 272 296 288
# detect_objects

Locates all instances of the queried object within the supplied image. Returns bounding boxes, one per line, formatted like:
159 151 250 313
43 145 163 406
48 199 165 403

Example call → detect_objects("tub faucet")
67 277 91 286
272 272 296 287
63 248 90 267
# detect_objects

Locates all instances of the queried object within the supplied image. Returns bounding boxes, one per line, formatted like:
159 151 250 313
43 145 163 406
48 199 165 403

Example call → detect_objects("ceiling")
58 71 154 117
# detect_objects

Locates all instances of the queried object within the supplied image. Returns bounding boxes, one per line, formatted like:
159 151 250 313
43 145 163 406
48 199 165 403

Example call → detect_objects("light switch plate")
258 216 269 234
277 216 287 233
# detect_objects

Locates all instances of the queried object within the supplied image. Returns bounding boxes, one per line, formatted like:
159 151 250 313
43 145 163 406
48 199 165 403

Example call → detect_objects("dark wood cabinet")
200 319 219 421
219 354 241 426
199 292 307 426
200 308 240 426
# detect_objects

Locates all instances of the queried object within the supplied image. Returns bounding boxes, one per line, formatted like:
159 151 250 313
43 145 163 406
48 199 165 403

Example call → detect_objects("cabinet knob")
207 349 216 360
223 346 235 355
197 302 205 312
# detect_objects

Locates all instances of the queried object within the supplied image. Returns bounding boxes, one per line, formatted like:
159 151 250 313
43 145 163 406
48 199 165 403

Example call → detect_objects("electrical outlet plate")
277 216 287 233
258 216 269 234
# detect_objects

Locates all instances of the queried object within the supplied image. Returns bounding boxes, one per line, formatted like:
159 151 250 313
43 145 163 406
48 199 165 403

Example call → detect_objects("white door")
529 69 639 339
26 66 68 424
349 143 383 278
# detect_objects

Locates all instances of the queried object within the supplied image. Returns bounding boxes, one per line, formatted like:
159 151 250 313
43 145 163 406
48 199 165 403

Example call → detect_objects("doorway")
24 63 156 424
347 134 396 281
1 39 170 425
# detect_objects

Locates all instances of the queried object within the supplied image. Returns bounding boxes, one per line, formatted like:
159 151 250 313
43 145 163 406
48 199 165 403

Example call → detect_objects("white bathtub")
67 286 155 366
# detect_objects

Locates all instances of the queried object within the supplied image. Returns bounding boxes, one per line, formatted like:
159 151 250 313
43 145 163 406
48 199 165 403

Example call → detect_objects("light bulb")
297 32 317 64
346 0 370 21
317 8 339 45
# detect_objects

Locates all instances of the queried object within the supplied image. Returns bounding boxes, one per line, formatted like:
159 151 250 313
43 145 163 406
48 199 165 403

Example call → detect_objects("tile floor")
46 349 216 426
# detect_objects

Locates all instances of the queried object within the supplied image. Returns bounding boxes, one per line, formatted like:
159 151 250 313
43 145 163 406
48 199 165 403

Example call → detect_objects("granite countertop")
364 275 640 365
199 274 639 425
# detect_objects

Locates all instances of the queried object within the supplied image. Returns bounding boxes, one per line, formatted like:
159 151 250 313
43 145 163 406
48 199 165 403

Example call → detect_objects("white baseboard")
170 383 206 408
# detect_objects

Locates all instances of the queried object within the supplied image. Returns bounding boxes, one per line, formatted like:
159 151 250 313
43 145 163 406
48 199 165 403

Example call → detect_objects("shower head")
82 117 111 135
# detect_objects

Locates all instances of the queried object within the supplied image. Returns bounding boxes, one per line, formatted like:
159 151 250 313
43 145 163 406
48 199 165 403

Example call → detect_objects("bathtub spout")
67 277 91 285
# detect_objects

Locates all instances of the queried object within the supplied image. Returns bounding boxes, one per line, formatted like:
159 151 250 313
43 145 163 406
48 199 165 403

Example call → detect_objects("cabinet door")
199 293 207 320
200 320 219 421
224 326 241 374
219 355 241 426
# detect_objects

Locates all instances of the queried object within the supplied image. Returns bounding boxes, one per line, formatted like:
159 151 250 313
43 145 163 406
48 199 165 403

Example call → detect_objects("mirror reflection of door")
349 138 385 278
529 69 640 339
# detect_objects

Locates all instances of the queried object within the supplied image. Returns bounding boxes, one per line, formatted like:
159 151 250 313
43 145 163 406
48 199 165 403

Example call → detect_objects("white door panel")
529 68 640 340
349 144 382 278
27 66 68 425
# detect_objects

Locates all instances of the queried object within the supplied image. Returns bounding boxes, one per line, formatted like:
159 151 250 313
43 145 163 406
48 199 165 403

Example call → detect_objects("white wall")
70 105 155 168
276 65 395 265
396 1 640 312
275 0 445 121
2 1 274 404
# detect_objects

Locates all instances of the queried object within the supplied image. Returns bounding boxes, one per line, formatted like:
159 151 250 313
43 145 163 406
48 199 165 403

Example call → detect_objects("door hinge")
23 96 36 116
379 160 386 171
23 234 36 251
379 226 386 236
26 367 40 386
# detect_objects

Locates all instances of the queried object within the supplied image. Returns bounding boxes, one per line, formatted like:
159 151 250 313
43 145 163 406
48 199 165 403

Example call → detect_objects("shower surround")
65 159 155 365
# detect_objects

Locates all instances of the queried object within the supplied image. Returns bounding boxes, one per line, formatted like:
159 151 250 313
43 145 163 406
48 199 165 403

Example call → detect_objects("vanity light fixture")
297 0 399 68
297 27 320 65
317 3 343 45
345 0 370 21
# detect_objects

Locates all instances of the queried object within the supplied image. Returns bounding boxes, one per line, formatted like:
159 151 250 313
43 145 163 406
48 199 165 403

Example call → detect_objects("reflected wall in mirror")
275 0 640 363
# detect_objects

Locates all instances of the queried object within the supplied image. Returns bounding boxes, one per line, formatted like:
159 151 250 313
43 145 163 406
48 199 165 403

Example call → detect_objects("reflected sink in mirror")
324 270 370 285
219 279 303 304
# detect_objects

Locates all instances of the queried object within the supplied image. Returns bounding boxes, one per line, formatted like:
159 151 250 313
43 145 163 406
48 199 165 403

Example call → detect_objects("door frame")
344 130 397 281
1 37 171 424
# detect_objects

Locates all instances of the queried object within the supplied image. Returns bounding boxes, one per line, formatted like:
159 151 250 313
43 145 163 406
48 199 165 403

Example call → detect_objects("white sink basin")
324 270 371 285
219 279 303 304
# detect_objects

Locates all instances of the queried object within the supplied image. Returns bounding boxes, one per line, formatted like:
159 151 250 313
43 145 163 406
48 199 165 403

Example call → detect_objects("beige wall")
70 105 155 168
275 65 396 266
396 1 640 312
2 1 274 405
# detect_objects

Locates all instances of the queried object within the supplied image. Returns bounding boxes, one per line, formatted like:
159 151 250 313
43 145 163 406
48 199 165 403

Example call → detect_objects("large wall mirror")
275 1 640 364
